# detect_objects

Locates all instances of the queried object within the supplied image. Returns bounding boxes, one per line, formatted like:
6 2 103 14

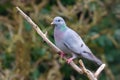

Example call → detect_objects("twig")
57 0 68 13
94 64 106 78
44 31 48 37
79 60 97 80
16 6 105 80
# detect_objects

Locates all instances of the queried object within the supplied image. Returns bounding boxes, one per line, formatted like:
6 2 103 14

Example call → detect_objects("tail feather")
93 56 102 66
81 51 102 66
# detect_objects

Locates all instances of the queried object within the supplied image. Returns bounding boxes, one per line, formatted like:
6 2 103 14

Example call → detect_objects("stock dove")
51 16 102 65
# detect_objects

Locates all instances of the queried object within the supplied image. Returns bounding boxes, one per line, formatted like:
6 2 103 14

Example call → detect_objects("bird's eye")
58 20 60 22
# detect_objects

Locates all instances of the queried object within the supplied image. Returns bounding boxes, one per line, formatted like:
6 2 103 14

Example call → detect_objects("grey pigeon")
51 16 102 65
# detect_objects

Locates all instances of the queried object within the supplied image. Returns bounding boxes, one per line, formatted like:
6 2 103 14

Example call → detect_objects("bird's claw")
66 58 73 64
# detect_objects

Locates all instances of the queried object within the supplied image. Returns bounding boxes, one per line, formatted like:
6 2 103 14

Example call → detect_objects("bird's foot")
58 51 65 58
66 58 73 64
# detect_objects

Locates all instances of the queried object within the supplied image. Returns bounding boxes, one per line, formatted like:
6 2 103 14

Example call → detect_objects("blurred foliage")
0 0 120 80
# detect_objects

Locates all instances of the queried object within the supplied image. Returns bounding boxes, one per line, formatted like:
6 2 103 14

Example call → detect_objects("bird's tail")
81 51 102 66
93 56 102 66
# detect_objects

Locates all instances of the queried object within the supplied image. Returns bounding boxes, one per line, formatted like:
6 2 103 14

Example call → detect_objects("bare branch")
94 64 106 78
16 7 105 80
57 0 68 13
79 60 97 80
16 6 83 74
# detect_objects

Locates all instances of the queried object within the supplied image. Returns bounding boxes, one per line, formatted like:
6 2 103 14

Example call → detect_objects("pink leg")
58 51 65 58
66 54 77 64
66 57 74 64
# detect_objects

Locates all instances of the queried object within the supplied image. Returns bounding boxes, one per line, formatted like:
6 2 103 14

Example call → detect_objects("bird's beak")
51 22 54 25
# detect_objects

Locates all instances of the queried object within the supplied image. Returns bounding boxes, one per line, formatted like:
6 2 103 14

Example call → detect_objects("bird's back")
63 28 91 53
63 28 102 65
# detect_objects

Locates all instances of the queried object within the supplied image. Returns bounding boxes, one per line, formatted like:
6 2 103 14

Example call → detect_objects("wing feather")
63 28 84 54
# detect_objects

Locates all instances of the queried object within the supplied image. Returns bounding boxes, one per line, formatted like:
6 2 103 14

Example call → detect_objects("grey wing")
63 29 87 54
63 29 102 65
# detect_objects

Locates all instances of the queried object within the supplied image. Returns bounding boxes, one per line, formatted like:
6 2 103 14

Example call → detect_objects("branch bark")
16 7 105 80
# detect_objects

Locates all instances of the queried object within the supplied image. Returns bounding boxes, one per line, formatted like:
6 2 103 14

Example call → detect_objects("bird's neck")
55 24 67 32
54 24 68 41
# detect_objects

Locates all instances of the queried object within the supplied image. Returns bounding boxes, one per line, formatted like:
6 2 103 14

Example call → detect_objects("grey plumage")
51 16 102 65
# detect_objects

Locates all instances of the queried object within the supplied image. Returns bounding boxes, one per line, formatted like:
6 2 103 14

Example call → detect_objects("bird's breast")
54 28 64 41
54 29 70 53
55 40 70 53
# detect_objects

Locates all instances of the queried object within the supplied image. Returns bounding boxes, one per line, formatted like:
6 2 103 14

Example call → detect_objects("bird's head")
51 16 66 26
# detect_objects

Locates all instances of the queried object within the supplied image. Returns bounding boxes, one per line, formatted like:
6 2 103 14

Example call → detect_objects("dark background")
0 0 120 80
